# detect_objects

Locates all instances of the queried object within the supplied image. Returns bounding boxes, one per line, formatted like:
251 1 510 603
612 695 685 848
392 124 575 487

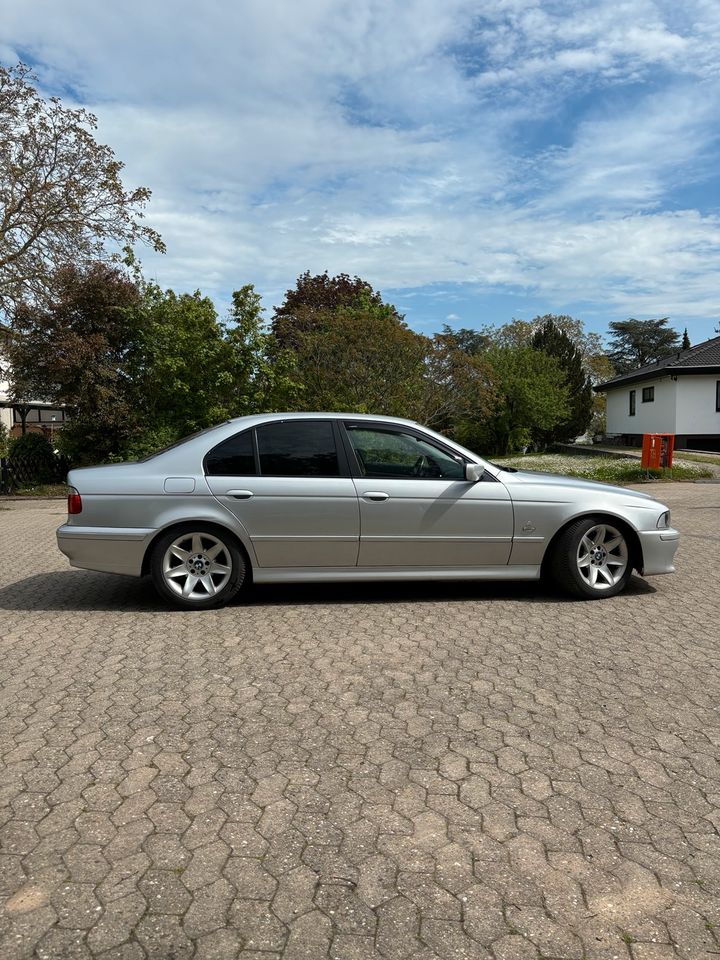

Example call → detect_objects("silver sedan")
57 413 679 609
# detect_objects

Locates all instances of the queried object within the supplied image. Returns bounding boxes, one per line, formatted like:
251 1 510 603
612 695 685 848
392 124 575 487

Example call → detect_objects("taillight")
67 487 82 515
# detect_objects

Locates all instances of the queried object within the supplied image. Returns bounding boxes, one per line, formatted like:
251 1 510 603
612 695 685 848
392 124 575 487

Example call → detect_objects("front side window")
716 381 720 412
205 430 256 476
642 386 655 403
256 421 340 477
629 390 636 416
346 425 465 479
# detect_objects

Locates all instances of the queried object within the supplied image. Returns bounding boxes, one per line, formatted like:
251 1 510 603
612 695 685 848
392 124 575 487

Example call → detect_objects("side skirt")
253 565 542 584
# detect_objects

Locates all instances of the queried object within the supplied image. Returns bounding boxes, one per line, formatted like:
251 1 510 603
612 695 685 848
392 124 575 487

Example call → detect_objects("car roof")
228 412 421 427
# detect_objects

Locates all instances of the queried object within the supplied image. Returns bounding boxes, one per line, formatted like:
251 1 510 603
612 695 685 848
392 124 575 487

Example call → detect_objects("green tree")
475 347 570 454
285 293 429 416
682 328 691 350
225 284 298 415
8 262 143 463
420 330 498 436
130 286 237 451
0 63 163 318
531 316 593 442
607 318 680 373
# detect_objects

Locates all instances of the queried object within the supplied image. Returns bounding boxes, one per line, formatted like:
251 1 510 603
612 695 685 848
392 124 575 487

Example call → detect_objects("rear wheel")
150 525 246 609
550 517 632 599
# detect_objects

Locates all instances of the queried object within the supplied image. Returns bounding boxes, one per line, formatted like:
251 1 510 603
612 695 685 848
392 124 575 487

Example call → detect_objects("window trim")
340 420 470 481
629 390 636 417
641 386 655 403
205 421 352 478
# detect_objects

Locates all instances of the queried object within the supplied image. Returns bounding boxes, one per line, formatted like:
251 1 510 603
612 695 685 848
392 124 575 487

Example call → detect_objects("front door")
344 423 513 567
205 420 359 567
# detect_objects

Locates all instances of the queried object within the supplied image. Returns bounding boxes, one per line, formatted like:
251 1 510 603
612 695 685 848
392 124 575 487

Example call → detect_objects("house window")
629 390 636 416
642 386 654 403
716 381 720 412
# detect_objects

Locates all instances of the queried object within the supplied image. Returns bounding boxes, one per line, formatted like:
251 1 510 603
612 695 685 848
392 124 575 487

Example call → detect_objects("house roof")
595 334 720 391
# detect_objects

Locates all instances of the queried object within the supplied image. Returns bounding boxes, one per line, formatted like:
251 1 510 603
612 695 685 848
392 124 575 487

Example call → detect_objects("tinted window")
629 390 636 416
642 386 654 402
256 421 340 477
205 430 256 476
347 426 465 479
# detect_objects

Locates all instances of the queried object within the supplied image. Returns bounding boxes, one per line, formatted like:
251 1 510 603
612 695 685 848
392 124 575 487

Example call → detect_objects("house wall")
605 376 677 435
675 375 720 434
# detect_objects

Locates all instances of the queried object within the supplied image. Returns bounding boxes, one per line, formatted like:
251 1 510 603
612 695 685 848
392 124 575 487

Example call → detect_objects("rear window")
205 430 256 476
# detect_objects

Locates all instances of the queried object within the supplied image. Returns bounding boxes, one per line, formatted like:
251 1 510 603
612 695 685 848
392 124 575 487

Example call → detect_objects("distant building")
595 335 720 452
0 322 68 441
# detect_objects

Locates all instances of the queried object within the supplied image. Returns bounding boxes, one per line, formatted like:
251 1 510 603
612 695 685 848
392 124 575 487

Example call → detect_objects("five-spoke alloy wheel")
550 517 632 599
151 526 246 609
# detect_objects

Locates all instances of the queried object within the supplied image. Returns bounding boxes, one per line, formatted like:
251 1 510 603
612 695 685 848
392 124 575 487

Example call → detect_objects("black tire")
549 517 632 600
150 524 246 610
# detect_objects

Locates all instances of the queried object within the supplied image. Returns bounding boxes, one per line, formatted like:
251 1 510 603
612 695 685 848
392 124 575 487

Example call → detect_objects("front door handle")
362 491 389 502
227 490 254 499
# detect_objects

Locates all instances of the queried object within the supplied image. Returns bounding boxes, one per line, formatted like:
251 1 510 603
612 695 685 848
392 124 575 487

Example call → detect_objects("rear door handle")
362 491 389 502
227 490 254 499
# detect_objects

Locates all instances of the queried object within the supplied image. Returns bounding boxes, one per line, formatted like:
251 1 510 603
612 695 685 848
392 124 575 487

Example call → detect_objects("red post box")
641 433 674 469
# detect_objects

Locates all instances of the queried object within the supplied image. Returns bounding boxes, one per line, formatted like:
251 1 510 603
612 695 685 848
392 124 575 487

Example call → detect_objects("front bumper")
57 524 152 577
637 527 680 576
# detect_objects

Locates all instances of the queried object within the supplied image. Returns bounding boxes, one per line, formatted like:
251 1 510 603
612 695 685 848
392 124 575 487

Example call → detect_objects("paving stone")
0 487 719 959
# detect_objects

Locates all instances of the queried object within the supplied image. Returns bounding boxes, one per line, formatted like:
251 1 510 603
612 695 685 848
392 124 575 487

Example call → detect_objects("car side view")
57 413 680 609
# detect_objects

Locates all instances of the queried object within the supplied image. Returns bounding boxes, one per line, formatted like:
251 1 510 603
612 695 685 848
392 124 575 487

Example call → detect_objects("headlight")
656 510 671 529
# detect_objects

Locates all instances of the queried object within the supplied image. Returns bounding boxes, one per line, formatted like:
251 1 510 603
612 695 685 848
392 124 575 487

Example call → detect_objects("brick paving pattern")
0 482 719 959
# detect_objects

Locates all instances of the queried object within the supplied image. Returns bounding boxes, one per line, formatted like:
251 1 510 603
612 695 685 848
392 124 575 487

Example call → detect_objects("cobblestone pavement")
1 483 719 960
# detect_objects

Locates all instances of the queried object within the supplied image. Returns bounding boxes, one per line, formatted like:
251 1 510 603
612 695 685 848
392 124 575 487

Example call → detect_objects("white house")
596 334 720 452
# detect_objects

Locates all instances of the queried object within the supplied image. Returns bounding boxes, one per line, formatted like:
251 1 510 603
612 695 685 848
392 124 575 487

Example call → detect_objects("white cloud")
3 0 720 325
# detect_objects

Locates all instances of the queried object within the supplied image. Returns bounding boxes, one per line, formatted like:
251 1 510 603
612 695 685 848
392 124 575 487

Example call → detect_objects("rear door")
205 420 360 567
343 422 513 567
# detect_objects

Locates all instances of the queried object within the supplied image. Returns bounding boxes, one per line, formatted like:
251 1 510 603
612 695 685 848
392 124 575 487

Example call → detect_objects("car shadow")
0 569 656 613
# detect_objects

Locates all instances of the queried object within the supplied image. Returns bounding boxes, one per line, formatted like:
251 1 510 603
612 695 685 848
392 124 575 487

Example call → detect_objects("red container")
641 433 674 469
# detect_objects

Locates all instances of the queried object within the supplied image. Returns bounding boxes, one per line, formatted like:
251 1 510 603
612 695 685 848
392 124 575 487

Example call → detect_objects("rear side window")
205 430 256 476
256 421 340 477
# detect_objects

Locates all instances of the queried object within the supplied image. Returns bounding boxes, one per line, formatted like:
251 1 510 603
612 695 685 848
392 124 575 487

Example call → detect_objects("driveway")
0 483 719 960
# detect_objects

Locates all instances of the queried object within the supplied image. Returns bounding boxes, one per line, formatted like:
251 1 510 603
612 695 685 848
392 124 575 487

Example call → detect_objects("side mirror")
465 463 484 482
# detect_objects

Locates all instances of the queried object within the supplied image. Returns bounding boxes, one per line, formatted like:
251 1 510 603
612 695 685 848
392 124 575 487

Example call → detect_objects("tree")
474 347 570 454
682 328 691 350
531 316 593 443
272 271 392 348
606 318 680 373
129 286 238 454
438 325 491 356
8 262 143 463
225 284 298 415
285 293 429 416
0 62 164 317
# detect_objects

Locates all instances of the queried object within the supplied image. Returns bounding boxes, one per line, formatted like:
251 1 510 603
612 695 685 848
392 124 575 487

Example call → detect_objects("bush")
0 421 9 458
8 431 58 483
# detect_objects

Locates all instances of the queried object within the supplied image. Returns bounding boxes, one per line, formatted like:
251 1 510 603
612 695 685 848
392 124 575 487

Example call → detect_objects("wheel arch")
141 519 254 581
540 511 643 577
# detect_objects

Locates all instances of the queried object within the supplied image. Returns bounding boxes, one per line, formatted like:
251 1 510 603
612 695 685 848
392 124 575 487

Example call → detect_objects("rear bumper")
57 524 151 577
637 527 679 576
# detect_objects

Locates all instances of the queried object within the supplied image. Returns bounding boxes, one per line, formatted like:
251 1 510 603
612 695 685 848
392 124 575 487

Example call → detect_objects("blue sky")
3 0 720 343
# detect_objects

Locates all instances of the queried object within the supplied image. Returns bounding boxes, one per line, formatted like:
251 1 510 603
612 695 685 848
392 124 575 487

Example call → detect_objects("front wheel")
550 518 632 599
150 526 246 609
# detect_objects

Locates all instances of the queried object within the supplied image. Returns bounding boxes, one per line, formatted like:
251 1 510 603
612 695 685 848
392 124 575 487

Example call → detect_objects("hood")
501 468 655 502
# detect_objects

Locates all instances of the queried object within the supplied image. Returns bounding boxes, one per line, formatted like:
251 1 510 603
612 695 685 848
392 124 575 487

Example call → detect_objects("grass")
2 483 68 497
493 452 714 483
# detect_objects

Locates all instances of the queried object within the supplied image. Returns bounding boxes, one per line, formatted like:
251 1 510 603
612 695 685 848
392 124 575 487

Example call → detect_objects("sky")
2 0 720 343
